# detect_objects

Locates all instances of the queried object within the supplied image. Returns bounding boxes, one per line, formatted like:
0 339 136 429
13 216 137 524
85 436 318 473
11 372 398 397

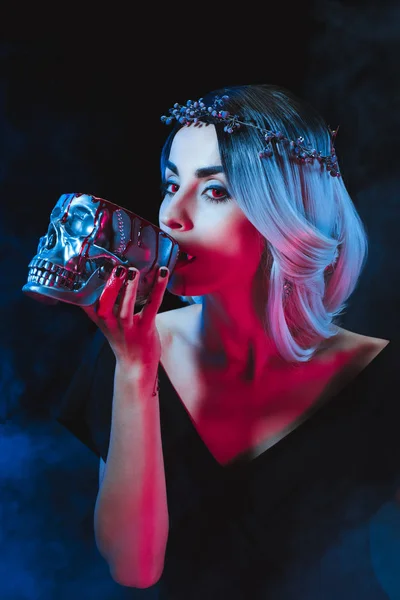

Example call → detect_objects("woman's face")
159 124 264 297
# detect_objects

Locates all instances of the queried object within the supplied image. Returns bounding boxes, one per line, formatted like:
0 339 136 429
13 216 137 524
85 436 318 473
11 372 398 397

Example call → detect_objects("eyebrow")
165 160 224 179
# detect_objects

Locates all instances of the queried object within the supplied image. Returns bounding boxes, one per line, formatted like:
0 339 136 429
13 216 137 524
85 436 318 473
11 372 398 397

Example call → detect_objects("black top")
55 330 400 599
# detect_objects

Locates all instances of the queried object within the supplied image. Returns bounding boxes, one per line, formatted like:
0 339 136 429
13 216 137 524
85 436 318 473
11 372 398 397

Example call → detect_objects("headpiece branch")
161 95 341 178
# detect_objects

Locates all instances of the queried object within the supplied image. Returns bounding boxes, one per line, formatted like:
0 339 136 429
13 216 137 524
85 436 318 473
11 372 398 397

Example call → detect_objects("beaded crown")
161 94 341 178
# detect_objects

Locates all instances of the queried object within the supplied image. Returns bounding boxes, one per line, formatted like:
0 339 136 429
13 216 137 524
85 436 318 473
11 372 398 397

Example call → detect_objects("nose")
160 189 194 232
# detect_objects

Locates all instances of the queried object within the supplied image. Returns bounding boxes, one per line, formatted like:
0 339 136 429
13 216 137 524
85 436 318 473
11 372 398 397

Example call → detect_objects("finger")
141 267 169 324
97 265 127 324
118 267 139 327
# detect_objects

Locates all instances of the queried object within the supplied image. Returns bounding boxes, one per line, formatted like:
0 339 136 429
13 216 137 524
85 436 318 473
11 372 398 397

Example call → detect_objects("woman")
57 84 397 597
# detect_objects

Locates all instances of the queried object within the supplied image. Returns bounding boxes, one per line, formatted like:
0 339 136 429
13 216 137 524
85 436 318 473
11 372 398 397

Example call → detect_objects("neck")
194 280 283 383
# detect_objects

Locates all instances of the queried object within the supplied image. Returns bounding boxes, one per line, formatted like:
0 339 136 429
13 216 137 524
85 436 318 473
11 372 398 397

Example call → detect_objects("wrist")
115 360 159 392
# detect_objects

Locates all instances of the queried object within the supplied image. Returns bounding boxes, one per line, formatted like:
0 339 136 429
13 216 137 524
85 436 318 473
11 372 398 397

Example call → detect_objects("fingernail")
127 268 137 281
160 267 168 278
115 266 124 277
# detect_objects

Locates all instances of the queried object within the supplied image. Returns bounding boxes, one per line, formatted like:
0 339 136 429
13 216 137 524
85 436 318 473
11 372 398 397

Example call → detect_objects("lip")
178 248 196 259
174 256 197 271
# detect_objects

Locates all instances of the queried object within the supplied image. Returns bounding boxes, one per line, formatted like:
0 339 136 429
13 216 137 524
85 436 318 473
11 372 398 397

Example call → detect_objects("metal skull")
22 193 180 307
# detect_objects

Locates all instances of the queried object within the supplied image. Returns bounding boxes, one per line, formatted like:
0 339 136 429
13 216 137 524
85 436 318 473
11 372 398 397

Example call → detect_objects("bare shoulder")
332 327 390 366
156 304 191 331
337 327 390 351
156 309 391 368
156 305 197 348
157 303 199 325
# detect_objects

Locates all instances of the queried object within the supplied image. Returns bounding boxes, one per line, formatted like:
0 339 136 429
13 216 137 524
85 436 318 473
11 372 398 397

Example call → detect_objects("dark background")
1 3 399 598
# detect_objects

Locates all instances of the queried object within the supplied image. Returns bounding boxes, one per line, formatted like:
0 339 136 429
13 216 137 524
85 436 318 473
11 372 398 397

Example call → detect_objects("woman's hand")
81 265 169 374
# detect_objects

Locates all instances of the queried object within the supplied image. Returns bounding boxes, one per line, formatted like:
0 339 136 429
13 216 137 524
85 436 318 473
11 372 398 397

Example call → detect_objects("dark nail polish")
160 268 168 278
127 269 136 281
115 266 124 277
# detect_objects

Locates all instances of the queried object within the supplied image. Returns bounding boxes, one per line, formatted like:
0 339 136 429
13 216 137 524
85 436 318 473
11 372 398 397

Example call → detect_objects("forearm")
94 363 169 588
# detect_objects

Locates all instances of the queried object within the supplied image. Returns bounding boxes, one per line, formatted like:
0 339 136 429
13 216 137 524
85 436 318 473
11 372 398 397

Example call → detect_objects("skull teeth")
28 272 75 290
29 266 76 281
28 258 82 280
27 258 85 290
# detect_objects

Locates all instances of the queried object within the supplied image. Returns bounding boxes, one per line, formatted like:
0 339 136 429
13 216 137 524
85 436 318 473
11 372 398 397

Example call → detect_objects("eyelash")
160 181 231 203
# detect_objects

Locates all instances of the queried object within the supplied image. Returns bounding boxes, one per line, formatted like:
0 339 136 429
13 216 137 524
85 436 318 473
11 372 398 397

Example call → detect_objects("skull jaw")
22 288 59 306
22 265 157 308
22 268 108 307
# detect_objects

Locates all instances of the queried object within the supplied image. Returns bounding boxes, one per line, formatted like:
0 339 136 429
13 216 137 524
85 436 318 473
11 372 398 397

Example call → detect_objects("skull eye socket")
63 212 95 237
51 206 62 219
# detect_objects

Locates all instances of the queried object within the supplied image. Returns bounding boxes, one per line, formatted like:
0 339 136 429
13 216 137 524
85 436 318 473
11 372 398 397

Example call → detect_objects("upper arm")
99 457 106 488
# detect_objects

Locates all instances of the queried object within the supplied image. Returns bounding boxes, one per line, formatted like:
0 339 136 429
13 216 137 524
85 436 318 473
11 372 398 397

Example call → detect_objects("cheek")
207 236 249 267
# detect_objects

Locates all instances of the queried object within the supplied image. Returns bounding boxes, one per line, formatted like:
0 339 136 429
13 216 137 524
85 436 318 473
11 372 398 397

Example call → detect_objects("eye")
160 181 180 196
160 181 231 204
203 186 231 203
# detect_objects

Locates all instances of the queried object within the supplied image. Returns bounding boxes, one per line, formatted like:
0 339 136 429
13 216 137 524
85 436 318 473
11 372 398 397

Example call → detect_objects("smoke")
0 7 399 595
